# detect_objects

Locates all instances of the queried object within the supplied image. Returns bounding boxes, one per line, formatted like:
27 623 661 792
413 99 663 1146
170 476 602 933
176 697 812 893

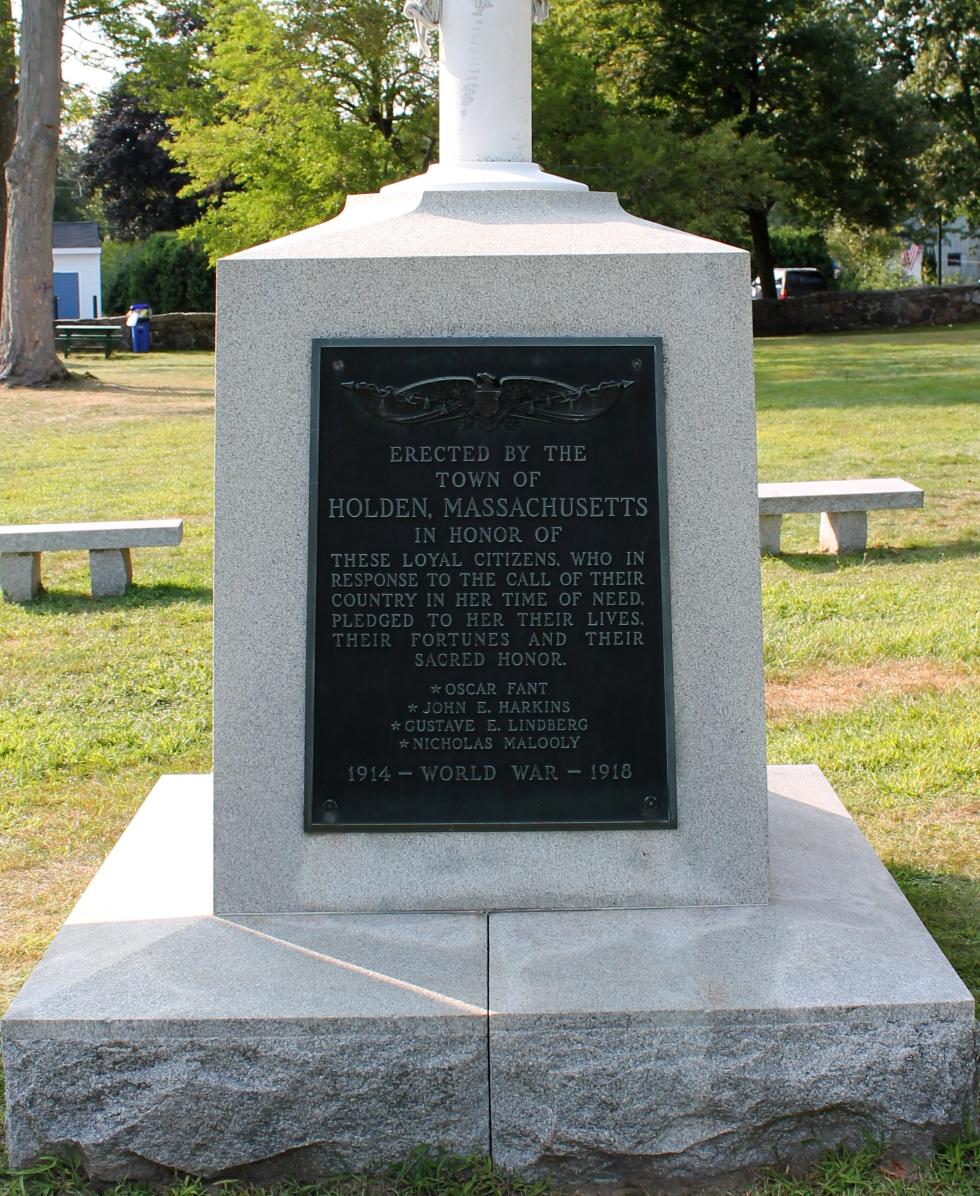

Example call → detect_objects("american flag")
902 244 924 272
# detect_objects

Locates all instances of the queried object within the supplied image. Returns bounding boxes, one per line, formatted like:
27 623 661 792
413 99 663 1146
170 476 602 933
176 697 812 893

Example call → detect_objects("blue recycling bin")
127 303 152 353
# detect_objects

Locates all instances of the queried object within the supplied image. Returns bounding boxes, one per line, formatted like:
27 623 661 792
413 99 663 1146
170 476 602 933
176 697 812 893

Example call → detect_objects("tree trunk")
0 0 67 386
747 206 777 300
0 0 17 302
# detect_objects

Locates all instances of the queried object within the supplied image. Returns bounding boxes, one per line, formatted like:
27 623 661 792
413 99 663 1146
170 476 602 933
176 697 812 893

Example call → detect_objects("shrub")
104 232 215 314
826 223 913 291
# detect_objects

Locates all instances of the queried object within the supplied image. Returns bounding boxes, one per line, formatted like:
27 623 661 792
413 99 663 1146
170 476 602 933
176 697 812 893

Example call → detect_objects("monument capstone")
3 0 975 1186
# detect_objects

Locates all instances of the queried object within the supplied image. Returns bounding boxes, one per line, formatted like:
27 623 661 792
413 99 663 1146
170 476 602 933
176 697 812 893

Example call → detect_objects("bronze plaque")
306 339 675 830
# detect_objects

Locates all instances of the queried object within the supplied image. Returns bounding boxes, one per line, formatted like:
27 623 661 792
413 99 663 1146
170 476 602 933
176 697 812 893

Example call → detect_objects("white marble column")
439 0 533 165
385 0 583 192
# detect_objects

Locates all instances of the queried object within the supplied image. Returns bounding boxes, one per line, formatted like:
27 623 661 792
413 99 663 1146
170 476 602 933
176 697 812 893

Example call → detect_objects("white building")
903 216 980 284
940 217 980 282
52 221 102 319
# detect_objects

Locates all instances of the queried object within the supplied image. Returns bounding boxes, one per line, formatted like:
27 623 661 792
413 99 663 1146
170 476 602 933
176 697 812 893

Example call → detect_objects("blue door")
53 272 79 319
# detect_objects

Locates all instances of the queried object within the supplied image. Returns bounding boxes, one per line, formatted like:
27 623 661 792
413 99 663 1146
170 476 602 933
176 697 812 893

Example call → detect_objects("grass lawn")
757 326 979 1002
0 329 977 1194
0 355 215 1009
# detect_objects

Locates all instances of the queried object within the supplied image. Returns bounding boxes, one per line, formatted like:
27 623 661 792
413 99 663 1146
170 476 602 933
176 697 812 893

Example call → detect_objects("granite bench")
0 519 184 601
758 479 924 554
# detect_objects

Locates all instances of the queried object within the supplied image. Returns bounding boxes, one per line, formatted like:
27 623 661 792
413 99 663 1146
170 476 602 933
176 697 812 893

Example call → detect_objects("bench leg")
819 511 868 554
1 552 41 602
759 514 783 554
89 548 133 597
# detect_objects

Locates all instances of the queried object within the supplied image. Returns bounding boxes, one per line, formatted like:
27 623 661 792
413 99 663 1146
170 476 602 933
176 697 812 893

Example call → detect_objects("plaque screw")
632 357 643 371
322 798 339 822
332 359 344 372
642 796 657 819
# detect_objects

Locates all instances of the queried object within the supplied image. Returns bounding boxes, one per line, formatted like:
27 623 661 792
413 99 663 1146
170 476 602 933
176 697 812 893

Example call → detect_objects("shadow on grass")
70 380 214 400
756 390 979 412
888 863 980 1001
17 582 213 613
767 539 980 571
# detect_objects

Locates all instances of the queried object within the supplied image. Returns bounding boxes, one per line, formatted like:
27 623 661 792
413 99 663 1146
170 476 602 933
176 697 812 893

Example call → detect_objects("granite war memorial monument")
3 0 975 1186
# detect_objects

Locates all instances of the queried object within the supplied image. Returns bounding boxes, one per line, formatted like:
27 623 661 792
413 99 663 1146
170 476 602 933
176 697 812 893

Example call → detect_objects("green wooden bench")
55 324 126 359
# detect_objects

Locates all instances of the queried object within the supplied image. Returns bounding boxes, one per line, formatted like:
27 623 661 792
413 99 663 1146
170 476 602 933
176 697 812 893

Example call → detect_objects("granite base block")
4 769 975 1186
488 766 976 1188
489 1009 974 1190
5 1020 487 1181
2 778 490 1180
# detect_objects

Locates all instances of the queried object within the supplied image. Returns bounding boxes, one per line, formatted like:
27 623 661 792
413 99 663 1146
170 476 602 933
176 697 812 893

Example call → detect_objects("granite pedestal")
3 767 974 1184
214 187 769 915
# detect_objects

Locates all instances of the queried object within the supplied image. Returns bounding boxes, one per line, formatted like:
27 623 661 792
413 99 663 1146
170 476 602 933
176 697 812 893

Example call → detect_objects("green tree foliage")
81 78 199 239
160 0 434 259
766 226 836 282
97 0 950 283
882 0 980 221
54 85 101 224
288 0 434 149
532 21 781 245
550 0 927 296
53 143 92 220
100 1 212 113
103 230 214 313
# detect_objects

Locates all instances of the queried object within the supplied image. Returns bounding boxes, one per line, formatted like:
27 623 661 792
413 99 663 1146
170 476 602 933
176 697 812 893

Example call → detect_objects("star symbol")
431 684 441 694
408 704 418 712
399 739 409 749
391 721 401 731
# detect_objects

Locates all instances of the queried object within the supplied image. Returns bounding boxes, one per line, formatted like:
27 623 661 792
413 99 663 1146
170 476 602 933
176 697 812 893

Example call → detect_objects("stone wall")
147 311 215 349
55 312 215 351
61 287 980 346
753 283 980 336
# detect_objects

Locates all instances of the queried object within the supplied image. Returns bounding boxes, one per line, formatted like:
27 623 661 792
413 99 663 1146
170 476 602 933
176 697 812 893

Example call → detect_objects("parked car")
751 267 828 300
